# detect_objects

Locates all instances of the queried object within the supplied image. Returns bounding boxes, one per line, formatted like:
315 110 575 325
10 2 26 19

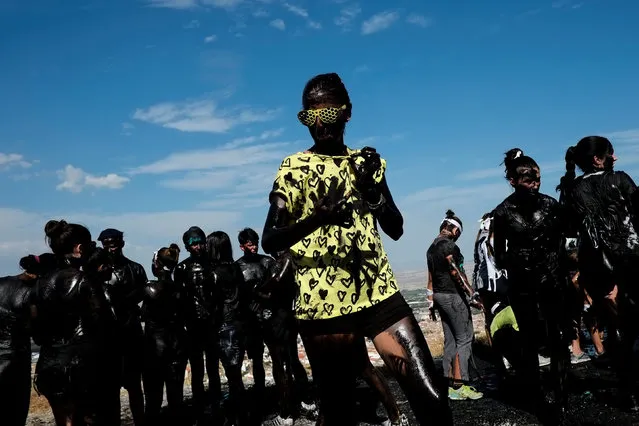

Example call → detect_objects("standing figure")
492 149 570 422
206 231 247 426
557 135 639 409
32 221 119 425
0 253 55 426
98 228 148 426
174 226 218 421
142 244 188 424
234 228 278 419
426 210 483 401
261 72 452 425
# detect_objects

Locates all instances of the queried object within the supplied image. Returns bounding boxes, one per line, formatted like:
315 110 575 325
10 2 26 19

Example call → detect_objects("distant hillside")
395 263 475 291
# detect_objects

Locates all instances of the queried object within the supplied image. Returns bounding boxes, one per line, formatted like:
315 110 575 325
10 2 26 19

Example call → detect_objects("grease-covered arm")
491 210 507 271
369 177 404 240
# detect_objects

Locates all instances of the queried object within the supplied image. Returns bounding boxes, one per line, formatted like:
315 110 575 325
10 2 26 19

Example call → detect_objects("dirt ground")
25 304 639 425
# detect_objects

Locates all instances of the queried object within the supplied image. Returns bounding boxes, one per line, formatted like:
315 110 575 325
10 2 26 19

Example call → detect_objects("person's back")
0 276 32 355
212 261 244 326
105 256 147 327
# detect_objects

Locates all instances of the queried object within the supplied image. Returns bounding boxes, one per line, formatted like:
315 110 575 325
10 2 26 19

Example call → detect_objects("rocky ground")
26 289 639 425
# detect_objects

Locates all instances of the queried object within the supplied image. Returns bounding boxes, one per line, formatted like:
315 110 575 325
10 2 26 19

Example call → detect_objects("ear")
508 177 516 187
593 155 605 168
121 241 126 249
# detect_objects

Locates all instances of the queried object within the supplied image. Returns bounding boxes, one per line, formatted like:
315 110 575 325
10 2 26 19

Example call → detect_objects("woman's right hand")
311 176 354 227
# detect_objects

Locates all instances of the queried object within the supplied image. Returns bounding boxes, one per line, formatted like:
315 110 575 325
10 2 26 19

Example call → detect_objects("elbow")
261 231 277 255
388 226 403 241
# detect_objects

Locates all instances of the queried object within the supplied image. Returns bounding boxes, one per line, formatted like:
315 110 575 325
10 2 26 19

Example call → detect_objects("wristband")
426 288 433 297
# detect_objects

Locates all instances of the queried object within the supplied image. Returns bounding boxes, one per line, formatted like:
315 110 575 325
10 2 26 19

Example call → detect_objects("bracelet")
366 192 386 210
426 288 433 297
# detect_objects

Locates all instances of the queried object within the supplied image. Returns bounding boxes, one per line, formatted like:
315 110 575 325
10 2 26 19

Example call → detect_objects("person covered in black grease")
0 253 56 426
492 149 570 423
174 225 217 422
556 135 639 410
206 231 247 426
98 228 148 426
426 210 483 401
237 229 316 425
32 220 119 426
261 72 452 425
142 243 188 424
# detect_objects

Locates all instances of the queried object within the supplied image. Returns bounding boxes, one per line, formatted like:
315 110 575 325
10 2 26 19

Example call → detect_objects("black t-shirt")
427 237 463 294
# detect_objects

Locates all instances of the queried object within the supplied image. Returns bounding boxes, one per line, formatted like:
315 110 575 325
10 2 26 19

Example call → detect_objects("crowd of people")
1 71 638 426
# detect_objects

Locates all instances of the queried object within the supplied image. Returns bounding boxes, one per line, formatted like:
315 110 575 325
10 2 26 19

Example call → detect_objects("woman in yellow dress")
261 73 452 425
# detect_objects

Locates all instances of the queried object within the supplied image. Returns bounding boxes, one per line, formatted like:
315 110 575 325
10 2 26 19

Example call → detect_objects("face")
101 238 124 257
188 241 206 257
511 167 541 192
298 102 350 146
452 227 461 242
240 241 258 254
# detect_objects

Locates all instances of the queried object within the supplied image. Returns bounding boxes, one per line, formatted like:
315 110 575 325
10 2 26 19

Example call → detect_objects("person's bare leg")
360 360 401 423
452 353 462 384
373 315 453 426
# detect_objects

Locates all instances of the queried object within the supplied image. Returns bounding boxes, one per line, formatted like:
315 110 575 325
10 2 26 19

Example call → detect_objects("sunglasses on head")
297 105 347 127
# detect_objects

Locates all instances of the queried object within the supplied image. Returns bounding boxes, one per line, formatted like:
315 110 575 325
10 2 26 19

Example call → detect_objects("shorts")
297 292 413 338
218 323 244 368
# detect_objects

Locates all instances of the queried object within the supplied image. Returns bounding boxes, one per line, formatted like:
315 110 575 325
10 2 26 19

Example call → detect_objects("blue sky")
1 0 639 279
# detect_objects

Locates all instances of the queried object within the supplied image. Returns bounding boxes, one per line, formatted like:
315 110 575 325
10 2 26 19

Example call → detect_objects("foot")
448 386 466 400
458 384 484 400
570 352 591 365
538 354 551 367
263 415 294 426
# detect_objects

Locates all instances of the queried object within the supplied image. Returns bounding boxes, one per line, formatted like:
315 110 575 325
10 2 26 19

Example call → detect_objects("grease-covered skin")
492 190 571 417
0 276 35 426
32 262 120 425
141 271 188 423
173 255 218 413
563 170 639 406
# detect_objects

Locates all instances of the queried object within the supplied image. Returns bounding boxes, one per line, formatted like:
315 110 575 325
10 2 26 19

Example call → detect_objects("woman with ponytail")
142 243 188 424
492 149 570 423
0 253 56 426
557 136 639 410
32 220 120 425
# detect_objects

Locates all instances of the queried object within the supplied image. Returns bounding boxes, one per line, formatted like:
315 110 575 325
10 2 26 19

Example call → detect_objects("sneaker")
571 352 591 364
382 414 411 426
448 386 466 400
458 384 483 400
538 354 551 367
263 415 294 426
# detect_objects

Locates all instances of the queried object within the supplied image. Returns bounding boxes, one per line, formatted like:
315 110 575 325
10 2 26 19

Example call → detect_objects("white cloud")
607 129 639 145
204 34 217 43
353 64 369 73
56 165 130 193
184 19 200 29
147 0 242 9
406 13 432 28
131 141 291 175
253 8 269 17
308 20 322 29
334 4 361 29
224 128 285 148
361 11 399 35
121 122 134 136
270 19 286 30
132 99 278 133
0 153 31 170
0 207 249 276
283 2 308 18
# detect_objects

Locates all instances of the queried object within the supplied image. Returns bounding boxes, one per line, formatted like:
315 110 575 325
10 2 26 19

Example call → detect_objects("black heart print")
340 306 353 315
309 279 320 290
337 290 347 302
316 164 326 175
323 303 334 315
303 293 311 304
302 238 311 248
319 289 328 300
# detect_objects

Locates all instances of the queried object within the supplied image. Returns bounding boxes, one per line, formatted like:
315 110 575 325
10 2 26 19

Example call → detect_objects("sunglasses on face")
297 105 347 127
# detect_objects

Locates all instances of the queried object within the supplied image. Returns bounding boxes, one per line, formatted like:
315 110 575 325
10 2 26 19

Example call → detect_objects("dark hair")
556 136 614 196
440 209 463 232
84 247 111 276
238 228 259 245
44 220 92 256
152 243 181 276
207 231 234 264
302 73 352 113
503 148 539 181
182 226 206 246
19 253 57 277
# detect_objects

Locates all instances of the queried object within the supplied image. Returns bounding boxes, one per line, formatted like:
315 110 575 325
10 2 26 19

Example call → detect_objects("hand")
350 147 383 201
312 177 354 227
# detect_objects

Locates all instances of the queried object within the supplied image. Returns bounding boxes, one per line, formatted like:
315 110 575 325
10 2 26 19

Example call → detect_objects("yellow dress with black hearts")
269 148 400 321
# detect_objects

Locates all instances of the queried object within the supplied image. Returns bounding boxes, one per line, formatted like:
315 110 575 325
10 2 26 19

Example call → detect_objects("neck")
439 230 453 240
310 140 347 156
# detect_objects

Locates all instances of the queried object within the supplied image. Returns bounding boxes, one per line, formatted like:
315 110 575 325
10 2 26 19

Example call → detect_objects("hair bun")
19 255 39 273
169 243 180 253
44 220 67 239
445 209 456 218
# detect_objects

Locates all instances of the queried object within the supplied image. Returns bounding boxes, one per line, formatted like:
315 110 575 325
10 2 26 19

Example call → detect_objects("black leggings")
0 352 31 426
508 280 570 412
187 322 221 414
301 313 452 425
143 328 187 423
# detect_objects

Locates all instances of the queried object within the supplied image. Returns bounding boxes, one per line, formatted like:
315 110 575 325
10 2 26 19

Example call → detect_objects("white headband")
442 218 463 233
